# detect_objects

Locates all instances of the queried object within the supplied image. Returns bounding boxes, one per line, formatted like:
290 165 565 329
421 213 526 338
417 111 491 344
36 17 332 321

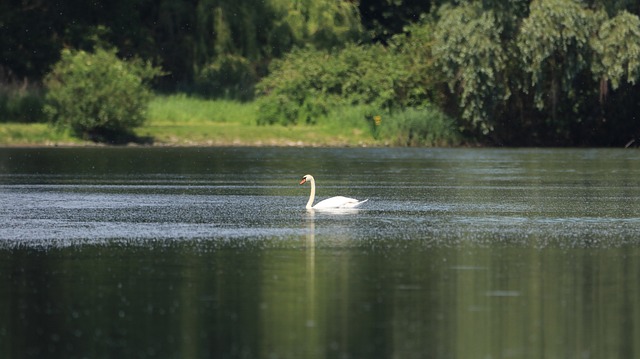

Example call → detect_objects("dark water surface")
1 147 639 358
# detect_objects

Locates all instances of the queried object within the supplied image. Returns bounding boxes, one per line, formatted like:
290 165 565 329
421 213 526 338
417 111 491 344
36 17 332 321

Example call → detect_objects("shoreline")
0 139 383 148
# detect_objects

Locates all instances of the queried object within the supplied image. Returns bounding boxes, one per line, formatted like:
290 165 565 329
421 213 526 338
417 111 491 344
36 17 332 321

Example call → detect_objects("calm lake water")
0 147 639 358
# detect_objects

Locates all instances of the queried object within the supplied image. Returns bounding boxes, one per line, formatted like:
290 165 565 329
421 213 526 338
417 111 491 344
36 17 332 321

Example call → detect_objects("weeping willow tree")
272 0 363 49
1 0 363 99
432 3 508 136
517 0 597 128
589 10 640 144
517 0 640 144
591 11 640 92
185 0 362 99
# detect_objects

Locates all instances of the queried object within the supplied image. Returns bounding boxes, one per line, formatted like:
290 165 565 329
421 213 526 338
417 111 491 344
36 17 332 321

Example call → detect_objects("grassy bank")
0 123 82 146
0 94 461 146
142 95 375 146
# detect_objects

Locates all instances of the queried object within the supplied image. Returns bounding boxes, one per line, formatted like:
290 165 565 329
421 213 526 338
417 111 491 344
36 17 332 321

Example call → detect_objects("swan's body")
299 174 367 209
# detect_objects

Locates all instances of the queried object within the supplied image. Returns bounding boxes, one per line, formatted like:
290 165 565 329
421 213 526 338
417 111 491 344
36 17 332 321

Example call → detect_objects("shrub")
255 47 332 125
255 25 439 127
44 47 162 142
374 106 462 146
255 45 401 125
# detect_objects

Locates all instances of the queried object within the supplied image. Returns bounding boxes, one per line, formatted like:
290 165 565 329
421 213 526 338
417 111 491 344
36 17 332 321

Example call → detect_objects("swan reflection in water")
301 177 367 332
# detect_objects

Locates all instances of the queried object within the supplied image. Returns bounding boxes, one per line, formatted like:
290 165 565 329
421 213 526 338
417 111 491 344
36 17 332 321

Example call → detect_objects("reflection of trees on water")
1 218 638 358
450 246 640 359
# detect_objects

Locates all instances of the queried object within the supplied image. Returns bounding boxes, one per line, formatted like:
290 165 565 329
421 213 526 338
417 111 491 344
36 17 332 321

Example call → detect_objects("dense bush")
254 32 462 145
375 106 462 147
256 47 338 125
44 48 162 142
255 37 435 126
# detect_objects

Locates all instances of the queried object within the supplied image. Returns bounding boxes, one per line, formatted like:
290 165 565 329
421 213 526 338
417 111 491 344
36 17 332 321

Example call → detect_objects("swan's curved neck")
306 176 316 209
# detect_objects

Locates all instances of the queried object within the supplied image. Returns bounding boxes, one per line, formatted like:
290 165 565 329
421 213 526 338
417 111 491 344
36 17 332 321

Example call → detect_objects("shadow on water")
0 147 639 358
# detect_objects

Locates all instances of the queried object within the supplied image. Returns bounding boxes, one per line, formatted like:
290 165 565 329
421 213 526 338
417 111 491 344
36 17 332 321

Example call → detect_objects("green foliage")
432 3 508 135
272 0 363 49
0 82 45 123
6 0 640 146
255 45 391 125
43 47 163 142
255 47 328 125
357 0 432 43
179 0 364 94
1 0 363 94
374 106 462 147
513 0 640 144
387 21 439 107
517 0 597 112
591 11 640 89
255 30 438 126
194 54 257 101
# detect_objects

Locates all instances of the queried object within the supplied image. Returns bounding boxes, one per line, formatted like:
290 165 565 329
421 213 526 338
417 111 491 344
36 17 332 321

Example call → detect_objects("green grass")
0 123 80 145
147 94 256 125
140 95 376 146
0 94 461 146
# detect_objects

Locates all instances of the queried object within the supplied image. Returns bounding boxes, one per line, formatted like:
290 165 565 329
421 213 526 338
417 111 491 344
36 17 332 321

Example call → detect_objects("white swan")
299 174 367 209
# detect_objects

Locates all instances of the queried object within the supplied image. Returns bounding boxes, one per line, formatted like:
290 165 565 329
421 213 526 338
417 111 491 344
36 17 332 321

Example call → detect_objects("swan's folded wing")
313 196 367 209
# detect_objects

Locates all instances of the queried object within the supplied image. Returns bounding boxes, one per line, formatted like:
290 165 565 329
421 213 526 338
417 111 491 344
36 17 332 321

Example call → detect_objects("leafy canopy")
517 0 598 111
591 10 640 89
432 2 507 134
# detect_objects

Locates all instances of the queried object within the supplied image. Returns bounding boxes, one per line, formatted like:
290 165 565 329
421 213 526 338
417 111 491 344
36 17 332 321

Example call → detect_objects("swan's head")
299 174 313 185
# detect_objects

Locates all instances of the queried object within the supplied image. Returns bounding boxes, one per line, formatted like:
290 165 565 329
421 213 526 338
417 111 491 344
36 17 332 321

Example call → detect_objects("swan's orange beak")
299 177 307 185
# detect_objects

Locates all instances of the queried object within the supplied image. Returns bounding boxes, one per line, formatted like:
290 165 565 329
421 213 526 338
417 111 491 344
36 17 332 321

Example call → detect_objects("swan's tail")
353 199 368 207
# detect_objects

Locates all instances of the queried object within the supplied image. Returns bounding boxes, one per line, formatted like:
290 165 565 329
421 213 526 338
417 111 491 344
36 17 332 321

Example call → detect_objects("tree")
1 0 363 96
591 11 640 91
589 11 640 144
517 0 598 127
358 0 434 42
44 47 162 142
387 21 439 108
432 3 508 135
516 0 640 144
